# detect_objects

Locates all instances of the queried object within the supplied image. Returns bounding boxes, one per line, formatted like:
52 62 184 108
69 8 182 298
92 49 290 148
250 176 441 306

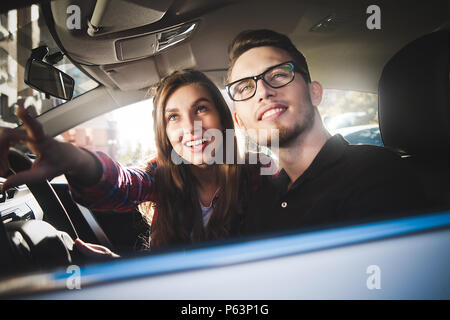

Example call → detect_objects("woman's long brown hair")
143 70 257 249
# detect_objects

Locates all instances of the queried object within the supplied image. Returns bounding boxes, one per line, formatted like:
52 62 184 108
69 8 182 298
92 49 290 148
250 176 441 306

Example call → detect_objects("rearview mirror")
24 59 74 100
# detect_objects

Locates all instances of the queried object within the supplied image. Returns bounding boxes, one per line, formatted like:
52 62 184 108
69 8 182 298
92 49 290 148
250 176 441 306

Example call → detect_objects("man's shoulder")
332 143 417 182
345 143 400 158
321 134 403 170
343 144 404 167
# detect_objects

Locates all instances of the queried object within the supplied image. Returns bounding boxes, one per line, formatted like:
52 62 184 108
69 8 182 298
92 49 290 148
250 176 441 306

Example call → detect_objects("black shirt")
244 134 430 235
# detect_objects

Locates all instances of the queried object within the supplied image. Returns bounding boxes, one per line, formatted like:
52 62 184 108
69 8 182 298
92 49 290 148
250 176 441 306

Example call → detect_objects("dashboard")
0 177 74 272
0 178 44 224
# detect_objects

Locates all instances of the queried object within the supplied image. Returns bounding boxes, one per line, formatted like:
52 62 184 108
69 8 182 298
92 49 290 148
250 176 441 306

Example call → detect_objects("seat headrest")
378 30 450 155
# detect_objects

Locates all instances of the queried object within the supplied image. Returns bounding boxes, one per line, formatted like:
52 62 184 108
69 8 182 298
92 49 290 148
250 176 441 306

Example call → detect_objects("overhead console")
115 22 197 61
45 0 234 91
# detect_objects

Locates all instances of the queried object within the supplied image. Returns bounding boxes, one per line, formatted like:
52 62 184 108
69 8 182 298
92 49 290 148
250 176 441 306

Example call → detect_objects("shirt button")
281 201 288 208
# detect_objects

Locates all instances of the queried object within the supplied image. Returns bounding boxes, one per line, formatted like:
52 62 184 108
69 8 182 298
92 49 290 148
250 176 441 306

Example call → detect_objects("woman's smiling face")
165 84 224 166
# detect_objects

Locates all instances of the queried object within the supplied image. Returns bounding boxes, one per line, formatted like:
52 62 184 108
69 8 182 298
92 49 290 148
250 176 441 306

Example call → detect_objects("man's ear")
234 112 243 128
309 81 323 107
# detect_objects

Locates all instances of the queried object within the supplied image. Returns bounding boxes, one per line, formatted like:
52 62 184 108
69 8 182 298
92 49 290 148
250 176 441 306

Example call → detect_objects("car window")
57 98 156 166
319 89 382 146
0 5 98 128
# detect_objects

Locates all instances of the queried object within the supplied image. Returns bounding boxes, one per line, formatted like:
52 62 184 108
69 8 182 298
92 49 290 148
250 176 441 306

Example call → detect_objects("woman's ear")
309 81 323 107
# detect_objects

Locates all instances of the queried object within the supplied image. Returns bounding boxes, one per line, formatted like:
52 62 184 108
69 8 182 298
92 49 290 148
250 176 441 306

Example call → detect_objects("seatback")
378 29 450 210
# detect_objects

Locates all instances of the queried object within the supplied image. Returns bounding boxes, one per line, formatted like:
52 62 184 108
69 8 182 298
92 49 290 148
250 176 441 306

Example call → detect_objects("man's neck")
277 122 331 187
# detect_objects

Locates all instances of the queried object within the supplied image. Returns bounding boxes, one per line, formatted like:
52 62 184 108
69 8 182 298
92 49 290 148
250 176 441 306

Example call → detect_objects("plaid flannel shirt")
69 150 275 214
69 150 157 212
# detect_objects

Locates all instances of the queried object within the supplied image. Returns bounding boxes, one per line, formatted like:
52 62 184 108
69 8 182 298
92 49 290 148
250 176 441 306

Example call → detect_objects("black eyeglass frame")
226 61 304 102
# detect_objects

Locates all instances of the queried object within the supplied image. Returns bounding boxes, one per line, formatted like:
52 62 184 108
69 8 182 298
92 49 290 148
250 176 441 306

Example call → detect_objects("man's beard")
266 103 315 148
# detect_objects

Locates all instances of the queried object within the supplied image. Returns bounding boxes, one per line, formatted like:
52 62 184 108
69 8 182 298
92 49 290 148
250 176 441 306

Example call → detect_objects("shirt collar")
272 134 349 192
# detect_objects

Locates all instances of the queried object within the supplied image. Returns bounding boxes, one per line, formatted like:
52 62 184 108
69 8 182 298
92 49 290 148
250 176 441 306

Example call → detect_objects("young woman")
0 70 265 254
127 70 260 249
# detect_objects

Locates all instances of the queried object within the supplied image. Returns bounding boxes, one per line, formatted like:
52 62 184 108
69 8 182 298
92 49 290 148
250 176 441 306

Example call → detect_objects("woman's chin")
183 154 216 166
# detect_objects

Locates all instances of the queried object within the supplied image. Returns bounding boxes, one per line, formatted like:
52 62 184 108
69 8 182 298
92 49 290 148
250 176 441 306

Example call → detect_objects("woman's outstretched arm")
0 105 102 191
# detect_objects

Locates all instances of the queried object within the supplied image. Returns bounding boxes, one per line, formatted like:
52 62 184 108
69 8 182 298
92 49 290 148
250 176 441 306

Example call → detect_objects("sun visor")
101 57 160 91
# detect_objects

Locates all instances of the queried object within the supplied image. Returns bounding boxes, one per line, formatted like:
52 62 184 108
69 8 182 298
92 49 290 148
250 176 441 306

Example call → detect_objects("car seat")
378 29 450 211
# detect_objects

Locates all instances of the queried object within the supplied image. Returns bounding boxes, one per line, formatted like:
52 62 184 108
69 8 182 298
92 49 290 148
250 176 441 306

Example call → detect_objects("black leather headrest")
379 30 450 156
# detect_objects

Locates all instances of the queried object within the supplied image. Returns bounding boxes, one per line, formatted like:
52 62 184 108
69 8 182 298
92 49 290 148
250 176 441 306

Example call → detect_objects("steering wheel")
1 148 107 270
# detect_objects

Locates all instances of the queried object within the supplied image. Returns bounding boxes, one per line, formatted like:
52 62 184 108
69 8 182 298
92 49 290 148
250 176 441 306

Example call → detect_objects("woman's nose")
181 114 202 135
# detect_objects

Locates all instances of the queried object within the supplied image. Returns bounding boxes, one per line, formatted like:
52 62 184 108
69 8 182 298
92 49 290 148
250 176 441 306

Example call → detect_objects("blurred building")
60 114 119 159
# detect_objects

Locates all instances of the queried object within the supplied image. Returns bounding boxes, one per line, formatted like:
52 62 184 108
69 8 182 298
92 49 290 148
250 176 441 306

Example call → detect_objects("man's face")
229 46 321 147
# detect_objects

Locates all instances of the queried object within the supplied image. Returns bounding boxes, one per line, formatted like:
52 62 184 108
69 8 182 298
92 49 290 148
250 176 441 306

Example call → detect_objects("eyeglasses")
226 61 296 102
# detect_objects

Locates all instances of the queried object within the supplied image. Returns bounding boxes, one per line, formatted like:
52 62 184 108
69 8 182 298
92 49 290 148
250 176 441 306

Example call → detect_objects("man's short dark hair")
227 29 311 83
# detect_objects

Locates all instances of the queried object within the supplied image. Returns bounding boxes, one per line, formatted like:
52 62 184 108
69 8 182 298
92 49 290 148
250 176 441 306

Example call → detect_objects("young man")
226 29 430 234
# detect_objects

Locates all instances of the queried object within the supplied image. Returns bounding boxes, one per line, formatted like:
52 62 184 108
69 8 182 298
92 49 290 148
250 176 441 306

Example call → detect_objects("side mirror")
24 59 74 100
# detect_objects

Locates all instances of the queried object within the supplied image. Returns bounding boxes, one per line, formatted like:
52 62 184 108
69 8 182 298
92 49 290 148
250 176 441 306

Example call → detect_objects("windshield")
0 5 98 128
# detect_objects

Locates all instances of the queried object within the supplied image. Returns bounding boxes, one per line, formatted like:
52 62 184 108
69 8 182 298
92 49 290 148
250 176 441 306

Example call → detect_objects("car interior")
0 0 449 297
